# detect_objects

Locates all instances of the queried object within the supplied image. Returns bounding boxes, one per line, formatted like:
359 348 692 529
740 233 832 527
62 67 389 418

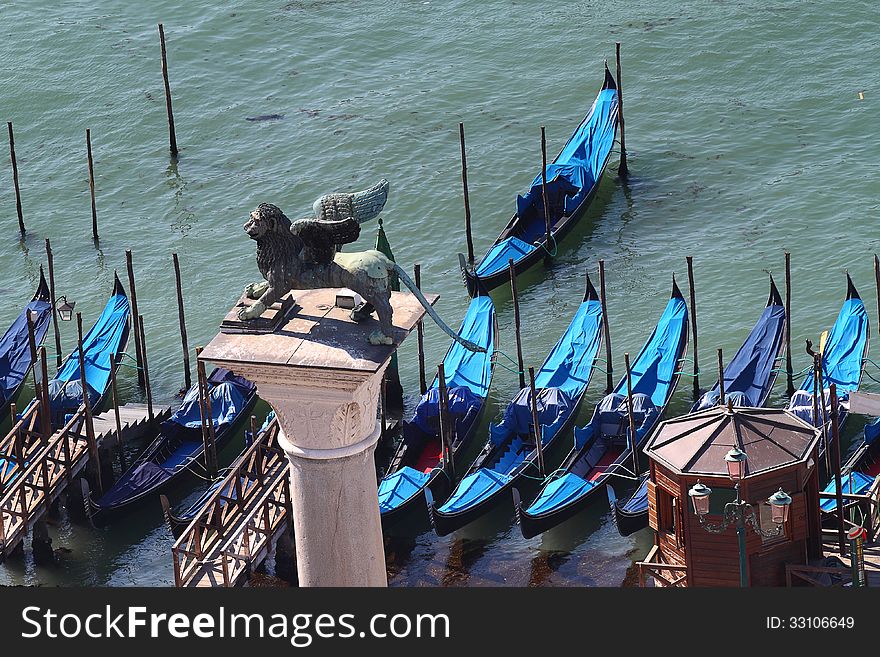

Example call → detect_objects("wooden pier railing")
636 545 688 587
0 402 90 560
171 418 293 587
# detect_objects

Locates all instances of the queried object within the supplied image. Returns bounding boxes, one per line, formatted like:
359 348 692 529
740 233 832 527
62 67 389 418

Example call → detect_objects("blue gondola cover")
0 295 52 407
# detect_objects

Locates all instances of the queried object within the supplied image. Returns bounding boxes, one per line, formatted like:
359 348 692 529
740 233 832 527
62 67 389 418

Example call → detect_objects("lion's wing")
290 217 361 265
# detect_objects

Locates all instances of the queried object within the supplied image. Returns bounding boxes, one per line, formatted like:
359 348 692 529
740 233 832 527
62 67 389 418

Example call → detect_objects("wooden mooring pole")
437 363 454 478
196 350 218 477
624 352 640 477
540 126 551 251
7 122 25 234
39 347 51 445
125 250 145 387
717 348 725 405
138 315 154 424
598 259 613 394
414 264 427 395
829 383 846 557
45 238 63 368
509 258 526 389
785 251 795 396
25 311 39 392
86 128 98 241
528 367 546 478
686 256 700 398
172 253 192 390
459 123 475 265
109 349 125 470
158 23 179 158
77 312 102 495
615 42 629 178
874 255 880 342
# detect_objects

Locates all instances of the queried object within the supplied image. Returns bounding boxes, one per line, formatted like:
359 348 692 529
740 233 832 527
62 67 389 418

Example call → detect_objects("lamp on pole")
688 447 792 588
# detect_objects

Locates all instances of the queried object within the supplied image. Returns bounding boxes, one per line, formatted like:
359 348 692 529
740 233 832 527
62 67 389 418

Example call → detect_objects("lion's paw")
244 281 270 300
368 330 393 346
238 301 267 321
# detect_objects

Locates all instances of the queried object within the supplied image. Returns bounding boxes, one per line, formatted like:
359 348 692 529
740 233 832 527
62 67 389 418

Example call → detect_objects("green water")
1 0 878 586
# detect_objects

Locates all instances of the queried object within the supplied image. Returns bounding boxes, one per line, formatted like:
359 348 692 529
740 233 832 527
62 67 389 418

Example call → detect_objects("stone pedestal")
199 287 434 587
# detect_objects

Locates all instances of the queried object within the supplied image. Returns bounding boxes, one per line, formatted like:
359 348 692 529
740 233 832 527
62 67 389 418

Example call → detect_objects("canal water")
0 0 877 586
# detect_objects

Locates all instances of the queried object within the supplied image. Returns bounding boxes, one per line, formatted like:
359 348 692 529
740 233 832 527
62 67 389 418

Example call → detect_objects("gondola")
378 284 497 525
39 272 131 430
608 275 787 536
0 269 52 421
786 274 869 480
427 271 604 536
161 411 276 538
86 368 257 520
461 64 620 294
515 276 688 539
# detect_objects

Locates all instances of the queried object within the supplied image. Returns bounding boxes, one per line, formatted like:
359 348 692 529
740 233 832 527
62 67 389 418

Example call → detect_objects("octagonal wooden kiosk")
637 405 822 587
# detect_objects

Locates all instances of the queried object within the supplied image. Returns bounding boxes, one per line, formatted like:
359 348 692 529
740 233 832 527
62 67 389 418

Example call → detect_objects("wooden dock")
171 418 293 587
89 402 171 444
0 399 165 561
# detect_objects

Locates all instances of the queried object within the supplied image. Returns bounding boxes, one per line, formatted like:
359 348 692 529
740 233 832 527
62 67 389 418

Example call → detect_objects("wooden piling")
9 403 23 467
874 255 880 341
615 42 629 178
717 348 725 405
7 122 25 234
196 353 217 477
459 123 474 264
598 259 613 394
125 250 145 387
38 347 51 444
829 383 846 557
77 313 102 495
414 264 427 395
171 253 192 390
624 353 639 476
45 239 63 368
540 126 551 250
528 367 546 478
686 256 700 398
437 363 454 478
194 346 211 471
25 312 39 391
158 23 179 158
86 128 98 241
509 258 526 389
109 349 125 470
138 315 154 424
785 251 794 396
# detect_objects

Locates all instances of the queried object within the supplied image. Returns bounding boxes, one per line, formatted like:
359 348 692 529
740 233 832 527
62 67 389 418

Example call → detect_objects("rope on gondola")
117 352 144 371
539 233 558 257
494 349 524 376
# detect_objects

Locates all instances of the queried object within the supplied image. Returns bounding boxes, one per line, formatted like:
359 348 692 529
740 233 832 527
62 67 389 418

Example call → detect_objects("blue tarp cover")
378 467 431 513
617 295 688 407
622 476 650 513
820 471 876 512
527 472 595 515
48 289 130 418
430 295 495 398
474 237 537 278
865 418 880 445
438 469 511 514
165 369 253 430
533 298 603 398
95 369 255 509
515 88 619 225
695 303 785 410
795 297 868 396
0 297 52 407
411 386 483 436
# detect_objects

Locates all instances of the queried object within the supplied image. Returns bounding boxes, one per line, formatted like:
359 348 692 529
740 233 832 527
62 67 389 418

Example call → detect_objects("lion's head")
244 203 293 240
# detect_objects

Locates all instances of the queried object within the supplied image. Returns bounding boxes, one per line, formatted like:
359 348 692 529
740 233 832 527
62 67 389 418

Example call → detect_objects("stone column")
257 365 388 586
199 287 434 587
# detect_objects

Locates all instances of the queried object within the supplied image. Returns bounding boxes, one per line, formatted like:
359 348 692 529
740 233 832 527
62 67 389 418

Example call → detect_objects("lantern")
724 446 747 481
767 488 792 524
689 481 712 516
56 296 76 322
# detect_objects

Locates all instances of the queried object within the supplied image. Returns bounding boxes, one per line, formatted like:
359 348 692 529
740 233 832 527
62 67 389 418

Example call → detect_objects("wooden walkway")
90 402 171 444
171 418 293 587
0 401 91 560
